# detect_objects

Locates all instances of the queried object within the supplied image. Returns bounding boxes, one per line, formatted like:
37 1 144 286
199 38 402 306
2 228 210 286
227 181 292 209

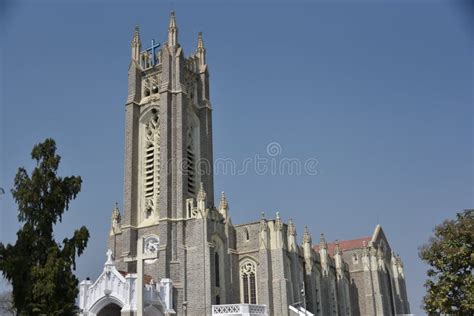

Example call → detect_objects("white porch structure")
212 304 268 316
78 250 175 315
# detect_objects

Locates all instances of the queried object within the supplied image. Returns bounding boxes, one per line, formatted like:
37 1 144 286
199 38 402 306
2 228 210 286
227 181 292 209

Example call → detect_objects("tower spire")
218 191 229 220
334 239 342 255
131 25 141 61
197 182 207 214
302 226 312 244
319 232 329 275
196 32 206 66
334 239 343 274
219 191 229 211
320 232 327 249
168 11 178 47
197 32 204 49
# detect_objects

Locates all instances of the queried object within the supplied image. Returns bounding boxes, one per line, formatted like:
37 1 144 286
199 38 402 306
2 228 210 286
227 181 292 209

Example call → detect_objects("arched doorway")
97 303 121 316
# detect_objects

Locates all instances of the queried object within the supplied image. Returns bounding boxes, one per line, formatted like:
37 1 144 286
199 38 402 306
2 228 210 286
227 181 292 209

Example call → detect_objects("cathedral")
78 13 411 316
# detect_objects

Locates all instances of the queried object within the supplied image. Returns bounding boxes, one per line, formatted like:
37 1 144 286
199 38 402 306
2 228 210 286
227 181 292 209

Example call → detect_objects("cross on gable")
105 249 114 266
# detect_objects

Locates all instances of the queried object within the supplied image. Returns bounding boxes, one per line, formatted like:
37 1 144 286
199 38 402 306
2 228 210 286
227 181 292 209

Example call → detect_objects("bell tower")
122 11 214 229
110 12 219 314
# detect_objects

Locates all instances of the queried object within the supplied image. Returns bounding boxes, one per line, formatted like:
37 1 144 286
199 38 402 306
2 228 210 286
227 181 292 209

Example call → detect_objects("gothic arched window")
186 124 196 195
212 236 226 304
215 252 220 287
240 260 257 304
142 109 160 221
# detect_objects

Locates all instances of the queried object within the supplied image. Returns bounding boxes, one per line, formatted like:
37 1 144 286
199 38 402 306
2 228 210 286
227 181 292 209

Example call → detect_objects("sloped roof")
313 236 371 256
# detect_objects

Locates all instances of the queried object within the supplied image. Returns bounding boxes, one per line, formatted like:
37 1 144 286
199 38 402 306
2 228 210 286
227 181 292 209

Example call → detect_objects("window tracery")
240 260 257 304
142 110 160 220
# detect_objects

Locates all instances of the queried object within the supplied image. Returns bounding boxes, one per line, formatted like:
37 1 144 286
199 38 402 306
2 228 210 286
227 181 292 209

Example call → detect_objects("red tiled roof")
313 236 371 256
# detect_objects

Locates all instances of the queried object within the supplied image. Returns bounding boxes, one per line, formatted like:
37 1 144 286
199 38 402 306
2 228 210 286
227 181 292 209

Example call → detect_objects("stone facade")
100 12 411 316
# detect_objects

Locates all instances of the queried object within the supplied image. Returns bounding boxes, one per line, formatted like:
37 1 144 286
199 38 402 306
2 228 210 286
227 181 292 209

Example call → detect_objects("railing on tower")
140 39 161 69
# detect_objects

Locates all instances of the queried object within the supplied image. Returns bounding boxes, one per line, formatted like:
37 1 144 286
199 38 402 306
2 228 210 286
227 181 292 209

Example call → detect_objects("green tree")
419 209 474 315
0 139 89 315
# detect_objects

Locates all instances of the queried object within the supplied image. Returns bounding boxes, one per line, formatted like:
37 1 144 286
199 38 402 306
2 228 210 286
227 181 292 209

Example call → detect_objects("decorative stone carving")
144 235 160 264
274 211 283 231
303 226 312 244
259 212 267 232
287 218 296 236
111 203 121 235
142 111 160 222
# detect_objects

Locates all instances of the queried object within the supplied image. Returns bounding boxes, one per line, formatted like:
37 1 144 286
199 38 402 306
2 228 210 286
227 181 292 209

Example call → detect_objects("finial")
168 11 178 47
197 32 204 48
335 239 342 254
170 11 176 22
196 31 206 66
319 233 327 248
287 218 296 237
131 25 141 61
303 226 312 244
112 203 121 221
259 212 268 232
274 211 283 231
219 191 229 211
169 11 177 30
132 25 140 43
197 182 206 201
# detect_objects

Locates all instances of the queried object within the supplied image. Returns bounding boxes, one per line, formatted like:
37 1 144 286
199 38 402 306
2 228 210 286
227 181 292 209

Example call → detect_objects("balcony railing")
212 304 268 316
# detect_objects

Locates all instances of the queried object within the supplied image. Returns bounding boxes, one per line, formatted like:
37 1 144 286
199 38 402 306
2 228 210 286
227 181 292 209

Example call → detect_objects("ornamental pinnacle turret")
168 11 178 47
131 26 141 62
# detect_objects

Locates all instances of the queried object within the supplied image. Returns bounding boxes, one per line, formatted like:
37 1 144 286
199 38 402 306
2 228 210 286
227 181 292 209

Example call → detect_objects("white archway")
88 295 124 316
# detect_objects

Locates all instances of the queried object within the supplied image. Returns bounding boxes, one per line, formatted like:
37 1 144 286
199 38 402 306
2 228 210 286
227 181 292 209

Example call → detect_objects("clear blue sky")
1 1 472 315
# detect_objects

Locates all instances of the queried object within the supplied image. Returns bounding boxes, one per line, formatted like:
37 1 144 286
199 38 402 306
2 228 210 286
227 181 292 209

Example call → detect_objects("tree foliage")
419 209 474 315
0 139 90 315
